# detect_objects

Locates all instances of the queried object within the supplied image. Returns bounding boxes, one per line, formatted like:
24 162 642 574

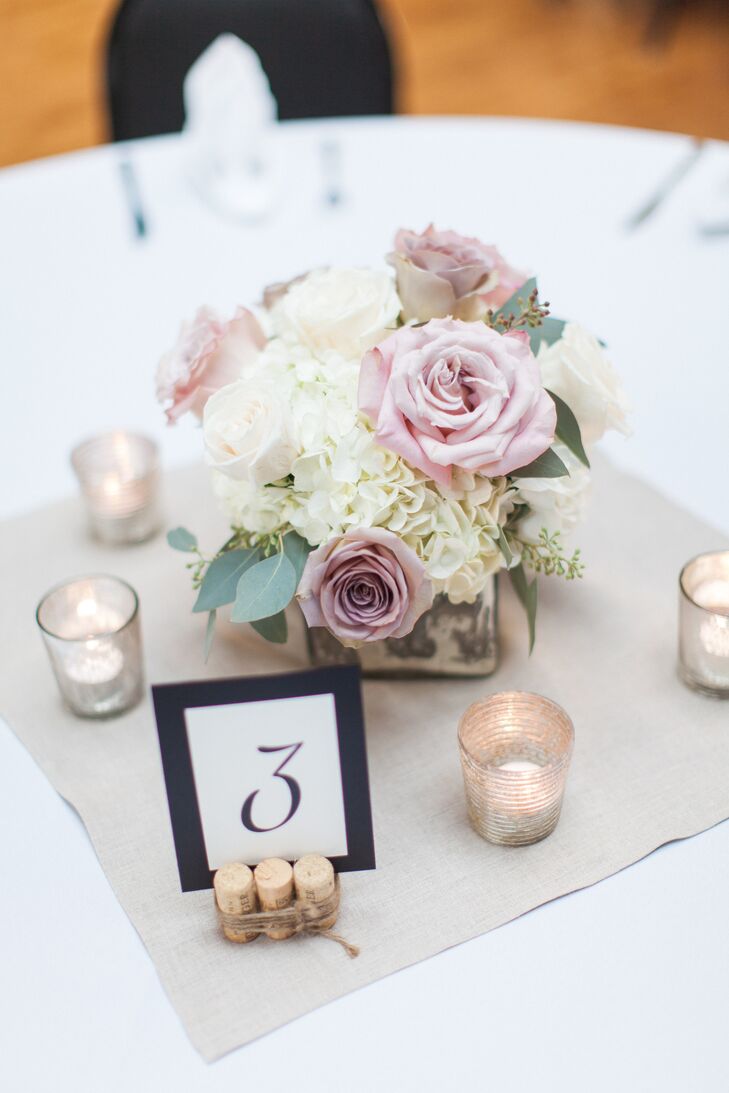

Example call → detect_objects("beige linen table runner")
1 455 728 1061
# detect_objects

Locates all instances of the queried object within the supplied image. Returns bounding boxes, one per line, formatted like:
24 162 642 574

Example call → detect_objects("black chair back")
107 0 394 141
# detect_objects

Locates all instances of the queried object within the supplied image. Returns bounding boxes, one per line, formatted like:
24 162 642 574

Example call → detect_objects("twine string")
216 878 359 959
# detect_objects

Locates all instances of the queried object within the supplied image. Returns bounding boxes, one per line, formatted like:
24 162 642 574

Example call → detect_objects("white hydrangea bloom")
211 472 293 537
444 556 503 604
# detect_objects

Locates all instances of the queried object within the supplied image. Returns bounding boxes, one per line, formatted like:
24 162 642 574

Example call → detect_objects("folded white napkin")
183 34 280 222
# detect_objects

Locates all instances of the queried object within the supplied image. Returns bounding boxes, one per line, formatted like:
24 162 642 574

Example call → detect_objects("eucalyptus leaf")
509 564 538 654
529 316 566 354
496 527 514 568
203 609 217 662
231 552 298 623
167 527 197 552
547 389 590 468
250 611 289 644
494 276 537 321
510 448 569 480
193 547 261 613
282 531 312 584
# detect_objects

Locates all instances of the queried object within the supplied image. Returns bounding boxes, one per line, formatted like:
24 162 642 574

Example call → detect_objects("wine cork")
293 854 338 930
213 862 258 943
254 858 295 939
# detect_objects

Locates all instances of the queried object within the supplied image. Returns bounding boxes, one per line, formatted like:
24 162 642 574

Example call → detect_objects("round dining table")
1 116 728 1093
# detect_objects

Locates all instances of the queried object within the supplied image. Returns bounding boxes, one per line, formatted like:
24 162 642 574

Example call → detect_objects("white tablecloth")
1 117 728 1092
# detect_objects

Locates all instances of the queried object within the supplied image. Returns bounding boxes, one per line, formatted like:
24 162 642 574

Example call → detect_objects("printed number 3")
241 742 303 833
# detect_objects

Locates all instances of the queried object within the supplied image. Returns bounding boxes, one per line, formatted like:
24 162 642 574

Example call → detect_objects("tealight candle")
458 692 574 846
679 551 729 697
36 575 144 718
71 431 161 545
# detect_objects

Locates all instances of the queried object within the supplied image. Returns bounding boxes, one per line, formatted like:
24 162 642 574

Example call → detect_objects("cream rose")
271 267 401 357
203 379 298 486
537 323 630 445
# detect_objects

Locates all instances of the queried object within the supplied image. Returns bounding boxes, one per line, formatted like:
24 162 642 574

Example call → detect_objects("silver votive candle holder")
36 575 144 718
458 692 574 846
679 550 729 698
71 430 161 545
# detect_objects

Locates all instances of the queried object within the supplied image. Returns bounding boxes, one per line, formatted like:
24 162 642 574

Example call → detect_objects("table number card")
152 666 375 891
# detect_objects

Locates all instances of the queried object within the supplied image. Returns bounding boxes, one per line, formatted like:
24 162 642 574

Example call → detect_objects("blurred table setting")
2 103 729 1093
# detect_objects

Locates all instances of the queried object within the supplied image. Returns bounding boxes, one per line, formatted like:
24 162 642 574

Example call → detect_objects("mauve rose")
389 225 527 322
156 306 265 424
359 318 556 486
297 527 433 646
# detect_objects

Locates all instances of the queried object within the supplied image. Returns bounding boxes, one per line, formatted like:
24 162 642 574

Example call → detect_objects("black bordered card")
152 665 376 892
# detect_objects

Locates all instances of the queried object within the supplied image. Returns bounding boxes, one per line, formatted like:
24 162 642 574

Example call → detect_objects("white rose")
514 446 591 542
272 267 401 357
538 322 630 445
203 379 298 486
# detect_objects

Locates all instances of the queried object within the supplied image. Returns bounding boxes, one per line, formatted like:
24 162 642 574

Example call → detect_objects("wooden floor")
1 0 728 168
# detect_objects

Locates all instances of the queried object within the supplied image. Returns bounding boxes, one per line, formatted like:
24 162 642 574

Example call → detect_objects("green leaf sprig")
508 563 538 654
167 527 313 653
509 448 569 480
547 390 590 468
505 529 585 653
519 529 584 581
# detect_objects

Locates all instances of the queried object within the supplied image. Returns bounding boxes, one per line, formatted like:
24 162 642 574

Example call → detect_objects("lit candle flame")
102 474 122 498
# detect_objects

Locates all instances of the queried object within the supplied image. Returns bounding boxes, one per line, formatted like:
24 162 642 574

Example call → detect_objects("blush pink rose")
297 527 433 646
156 306 265 424
389 225 528 322
359 318 556 486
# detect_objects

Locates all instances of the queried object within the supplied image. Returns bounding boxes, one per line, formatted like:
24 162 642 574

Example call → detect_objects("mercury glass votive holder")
71 431 161 545
458 692 574 846
679 551 729 698
36 575 144 718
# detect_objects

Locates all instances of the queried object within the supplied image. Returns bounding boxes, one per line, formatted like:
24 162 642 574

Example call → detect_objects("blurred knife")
625 138 705 232
697 220 729 238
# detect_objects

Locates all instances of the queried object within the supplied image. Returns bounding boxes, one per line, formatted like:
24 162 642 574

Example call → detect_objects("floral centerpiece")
157 226 628 676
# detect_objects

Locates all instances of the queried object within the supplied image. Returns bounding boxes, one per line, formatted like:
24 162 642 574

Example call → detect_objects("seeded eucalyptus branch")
518 529 585 580
186 548 213 590
485 286 551 334
220 527 285 558
177 530 285 590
